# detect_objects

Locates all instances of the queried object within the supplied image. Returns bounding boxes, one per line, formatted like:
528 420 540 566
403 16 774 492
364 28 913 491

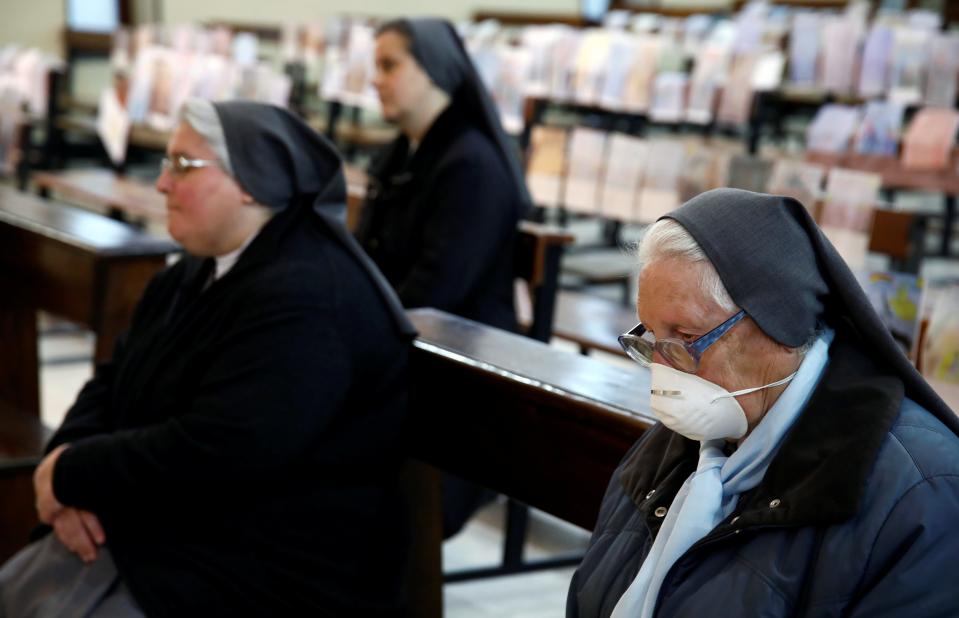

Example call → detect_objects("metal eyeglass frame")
618 309 747 372
161 155 220 177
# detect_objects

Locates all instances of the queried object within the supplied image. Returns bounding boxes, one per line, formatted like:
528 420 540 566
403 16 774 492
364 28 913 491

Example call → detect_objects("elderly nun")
1 99 416 616
355 17 531 538
568 189 959 617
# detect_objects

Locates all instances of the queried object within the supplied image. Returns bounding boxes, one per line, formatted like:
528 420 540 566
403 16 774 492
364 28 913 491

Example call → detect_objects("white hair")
637 219 737 314
179 98 233 176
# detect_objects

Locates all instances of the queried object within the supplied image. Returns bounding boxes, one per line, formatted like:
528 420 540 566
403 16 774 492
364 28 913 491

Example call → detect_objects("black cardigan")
46 205 413 617
356 105 522 332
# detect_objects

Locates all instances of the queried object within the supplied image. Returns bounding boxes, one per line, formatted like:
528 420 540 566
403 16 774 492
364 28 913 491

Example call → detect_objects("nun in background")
567 189 959 617
356 18 531 539
1 99 416 617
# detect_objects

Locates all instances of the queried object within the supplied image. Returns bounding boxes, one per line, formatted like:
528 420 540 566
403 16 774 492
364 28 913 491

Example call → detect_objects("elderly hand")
52 508 105 563
34 443 69 524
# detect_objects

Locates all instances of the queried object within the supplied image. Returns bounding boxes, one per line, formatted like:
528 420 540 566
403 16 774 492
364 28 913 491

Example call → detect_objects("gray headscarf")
211 100 346 212
663 188 957 434
378 18 532 213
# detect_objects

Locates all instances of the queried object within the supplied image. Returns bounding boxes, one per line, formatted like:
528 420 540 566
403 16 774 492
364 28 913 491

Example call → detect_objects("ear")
241 192 254 204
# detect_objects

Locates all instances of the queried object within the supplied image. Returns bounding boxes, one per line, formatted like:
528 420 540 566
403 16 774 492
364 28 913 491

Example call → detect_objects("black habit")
356 104 522 332
42 102 416 616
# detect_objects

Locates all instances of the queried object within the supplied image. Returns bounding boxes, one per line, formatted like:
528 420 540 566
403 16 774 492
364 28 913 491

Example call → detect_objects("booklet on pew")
601 133 647 223
526 126 567 208
916 281 959 384
97 86 131 167
565 127 607 216
548 29 582 103
820 15 861 95
888 27 927 105
716 53 758 127
854 101 904 157
491 46 532 136
789 12 820 87
685 42 730 125
901 108 959 171
766 158 824 214
521 25 566 100
572 30 611 106
856 270 923 353
858 24 893 98
806 104 861 154
820 168 882 270
637 139 683 223
924 33 959 109
649 72 687 123
621 35 661 114
598 32 638 112
751 50 784 92
678 146 719 204
727 154 773 193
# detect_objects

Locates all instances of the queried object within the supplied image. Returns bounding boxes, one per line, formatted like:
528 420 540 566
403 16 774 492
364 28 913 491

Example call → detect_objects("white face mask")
649 363 798 442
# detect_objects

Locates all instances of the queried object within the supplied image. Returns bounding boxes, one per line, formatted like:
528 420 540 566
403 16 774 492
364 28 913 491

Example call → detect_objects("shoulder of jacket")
885 398 959 482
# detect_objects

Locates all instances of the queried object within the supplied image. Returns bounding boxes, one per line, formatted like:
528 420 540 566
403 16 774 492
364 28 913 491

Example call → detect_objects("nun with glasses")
1 99 416 616
356 18 531 539
567 189 959 617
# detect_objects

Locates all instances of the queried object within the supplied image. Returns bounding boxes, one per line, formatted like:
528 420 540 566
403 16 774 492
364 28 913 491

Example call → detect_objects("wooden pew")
408 308 651 525
0 186 177 415
404 308 652 615
807 150 959 257
32 168 168 226
0 307 652 600
522 289 637 357
0 404 51 562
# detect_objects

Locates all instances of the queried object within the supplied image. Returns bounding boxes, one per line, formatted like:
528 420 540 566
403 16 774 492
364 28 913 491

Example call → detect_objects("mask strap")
713 371 798 402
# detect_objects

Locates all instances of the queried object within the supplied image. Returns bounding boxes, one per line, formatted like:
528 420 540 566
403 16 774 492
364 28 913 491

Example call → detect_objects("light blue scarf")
612 328 834 617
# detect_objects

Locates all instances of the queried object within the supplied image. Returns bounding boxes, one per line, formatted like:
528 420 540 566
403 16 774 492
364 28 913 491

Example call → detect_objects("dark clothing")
45 204 414 617
567 333 959 617
357 105 522 332
356 105 522 537
383 18 532 210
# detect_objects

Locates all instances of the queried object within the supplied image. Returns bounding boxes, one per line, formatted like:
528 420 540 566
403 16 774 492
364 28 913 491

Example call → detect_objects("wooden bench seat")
33 168 168 225
0 187 177 415
408 308 651 526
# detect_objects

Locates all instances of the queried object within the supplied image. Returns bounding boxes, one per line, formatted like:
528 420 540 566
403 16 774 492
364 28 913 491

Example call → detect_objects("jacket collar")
620 331 904 528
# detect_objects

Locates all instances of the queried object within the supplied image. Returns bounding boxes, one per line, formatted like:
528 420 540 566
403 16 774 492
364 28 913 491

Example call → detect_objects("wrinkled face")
638 258 788 430
155 122 248 256
372 31 436 125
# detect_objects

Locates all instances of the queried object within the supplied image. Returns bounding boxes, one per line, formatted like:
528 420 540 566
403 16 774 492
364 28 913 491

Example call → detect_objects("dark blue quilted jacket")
568 335 959 617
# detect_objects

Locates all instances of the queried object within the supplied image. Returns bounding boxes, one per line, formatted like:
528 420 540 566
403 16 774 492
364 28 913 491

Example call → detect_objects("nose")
156 167 172 194
651 349 667 365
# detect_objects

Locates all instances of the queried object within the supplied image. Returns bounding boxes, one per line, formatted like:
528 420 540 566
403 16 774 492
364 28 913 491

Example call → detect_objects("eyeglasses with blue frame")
618 309 747 373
